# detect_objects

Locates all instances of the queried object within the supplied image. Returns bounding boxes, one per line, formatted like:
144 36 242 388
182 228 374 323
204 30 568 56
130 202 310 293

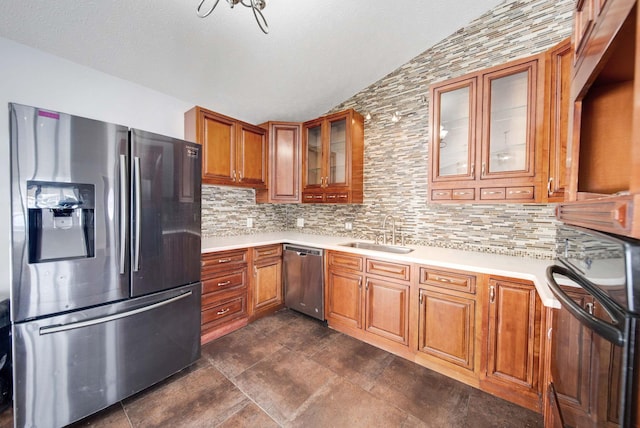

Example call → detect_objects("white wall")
0 37 195 297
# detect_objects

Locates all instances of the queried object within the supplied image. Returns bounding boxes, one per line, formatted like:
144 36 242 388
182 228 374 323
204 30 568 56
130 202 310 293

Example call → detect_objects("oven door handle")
547 265 625 347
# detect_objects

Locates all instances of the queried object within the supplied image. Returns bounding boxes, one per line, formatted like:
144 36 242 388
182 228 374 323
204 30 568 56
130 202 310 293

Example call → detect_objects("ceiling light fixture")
197 0 269 34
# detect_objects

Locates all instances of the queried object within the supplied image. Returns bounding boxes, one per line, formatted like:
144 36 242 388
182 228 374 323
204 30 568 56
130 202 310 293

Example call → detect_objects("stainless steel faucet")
382 215 396 245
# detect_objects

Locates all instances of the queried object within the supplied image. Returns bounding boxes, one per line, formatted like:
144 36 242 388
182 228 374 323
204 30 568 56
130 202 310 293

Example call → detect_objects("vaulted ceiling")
0 0 504 123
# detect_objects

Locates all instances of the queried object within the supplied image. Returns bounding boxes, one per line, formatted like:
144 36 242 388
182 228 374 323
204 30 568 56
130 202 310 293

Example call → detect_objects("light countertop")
202 232 561 308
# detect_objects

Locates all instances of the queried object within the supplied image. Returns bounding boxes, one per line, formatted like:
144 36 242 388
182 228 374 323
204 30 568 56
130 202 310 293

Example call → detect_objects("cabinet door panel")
253 259 282 311
327 270 362 328
418 290 475 370
551 289 594 427
486 278 540 388
328 116 348 186
305 122 323 188
482 61 537 178
364 278 409 344
431 78 477 181
547 39 572 201
271 124 300 201
202 113 235 182
238 124 266 187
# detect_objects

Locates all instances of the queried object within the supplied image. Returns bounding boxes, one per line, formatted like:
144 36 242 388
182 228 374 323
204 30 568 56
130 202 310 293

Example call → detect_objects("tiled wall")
202 0 574 259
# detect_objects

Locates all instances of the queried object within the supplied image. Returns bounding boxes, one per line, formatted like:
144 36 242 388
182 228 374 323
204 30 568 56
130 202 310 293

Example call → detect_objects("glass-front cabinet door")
305 121 323 187
481 60 537 178
431 77 477 182
328 116 348 186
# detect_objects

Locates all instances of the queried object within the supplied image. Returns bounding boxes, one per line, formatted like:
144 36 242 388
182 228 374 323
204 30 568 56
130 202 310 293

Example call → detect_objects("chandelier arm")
250 0 269 34
196 0 222 18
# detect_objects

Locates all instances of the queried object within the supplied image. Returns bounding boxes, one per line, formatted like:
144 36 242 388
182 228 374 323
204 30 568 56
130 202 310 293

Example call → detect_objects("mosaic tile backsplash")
201 0 573 259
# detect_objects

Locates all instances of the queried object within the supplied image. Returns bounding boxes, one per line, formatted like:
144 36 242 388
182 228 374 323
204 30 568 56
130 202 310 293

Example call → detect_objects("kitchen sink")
340 242 414 254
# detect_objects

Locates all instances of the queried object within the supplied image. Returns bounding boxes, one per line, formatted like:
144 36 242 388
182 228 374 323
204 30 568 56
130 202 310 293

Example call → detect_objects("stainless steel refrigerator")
9 103 202 427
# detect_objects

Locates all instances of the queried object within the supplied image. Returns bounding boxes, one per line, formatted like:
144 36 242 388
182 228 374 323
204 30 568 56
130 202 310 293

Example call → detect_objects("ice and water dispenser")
27 181 95 263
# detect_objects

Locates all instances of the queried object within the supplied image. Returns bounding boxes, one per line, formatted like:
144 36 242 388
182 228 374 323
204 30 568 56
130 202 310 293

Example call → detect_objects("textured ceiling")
0 0 504 124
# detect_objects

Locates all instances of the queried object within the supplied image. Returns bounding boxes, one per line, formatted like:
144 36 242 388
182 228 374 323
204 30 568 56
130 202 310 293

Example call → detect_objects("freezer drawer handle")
39 291 193 335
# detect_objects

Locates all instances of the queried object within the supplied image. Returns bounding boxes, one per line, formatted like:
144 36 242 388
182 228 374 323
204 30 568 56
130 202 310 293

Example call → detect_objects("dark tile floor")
0 309 544 428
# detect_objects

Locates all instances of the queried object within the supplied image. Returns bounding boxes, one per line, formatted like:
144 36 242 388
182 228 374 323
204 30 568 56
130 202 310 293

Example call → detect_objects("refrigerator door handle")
119 154 128 275
134 156 142 272
39 290 193 335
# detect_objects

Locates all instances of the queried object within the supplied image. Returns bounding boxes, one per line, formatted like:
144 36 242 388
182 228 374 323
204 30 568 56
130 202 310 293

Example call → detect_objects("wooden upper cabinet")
574 0 595 63
557 0 640 239
256 122 301 203
429 54 544 203
545 38 572 202
184 106 266 189
302 109 364 204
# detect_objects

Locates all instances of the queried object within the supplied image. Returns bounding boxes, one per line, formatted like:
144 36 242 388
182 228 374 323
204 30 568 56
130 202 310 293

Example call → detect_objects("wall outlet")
246 217 254 228
296 218 304 228
345 222 353 230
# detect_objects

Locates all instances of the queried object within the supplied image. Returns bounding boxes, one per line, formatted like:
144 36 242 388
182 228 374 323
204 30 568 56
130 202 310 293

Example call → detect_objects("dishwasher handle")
283 244 323 257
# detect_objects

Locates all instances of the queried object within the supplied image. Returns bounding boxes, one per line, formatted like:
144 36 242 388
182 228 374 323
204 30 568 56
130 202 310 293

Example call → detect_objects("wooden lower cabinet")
201 245 284 343
325 251 411 353
481 277 543 412
200 249 250 343
251 244 284 320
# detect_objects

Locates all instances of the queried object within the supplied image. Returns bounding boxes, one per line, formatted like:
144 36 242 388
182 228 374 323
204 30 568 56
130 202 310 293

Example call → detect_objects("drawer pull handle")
217 280 231 287
483 191 502 195
218 258 231 263
435 277 452 283
490 286 496 303
509 190 531 195
338 194 348 198
454 191 470 196
327 195 336 199
434 192 449 196
217 308 230 315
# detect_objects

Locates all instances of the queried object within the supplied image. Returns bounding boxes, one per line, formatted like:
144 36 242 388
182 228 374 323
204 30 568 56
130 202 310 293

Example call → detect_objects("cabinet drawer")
325 192 350 203
328 251 363 272
480 187 506 200
506 186 534 200
431 189 452 200
302 192 325 203
201 294 247 327
452 188 475 200
480 186 535 201
253 244 282 261
202 269 247 303
202 250 247 276
419 267 476 294
366 259 411 282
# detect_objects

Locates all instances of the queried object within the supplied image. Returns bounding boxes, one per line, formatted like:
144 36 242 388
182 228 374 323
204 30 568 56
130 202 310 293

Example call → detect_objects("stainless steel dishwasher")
283 244 324 320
